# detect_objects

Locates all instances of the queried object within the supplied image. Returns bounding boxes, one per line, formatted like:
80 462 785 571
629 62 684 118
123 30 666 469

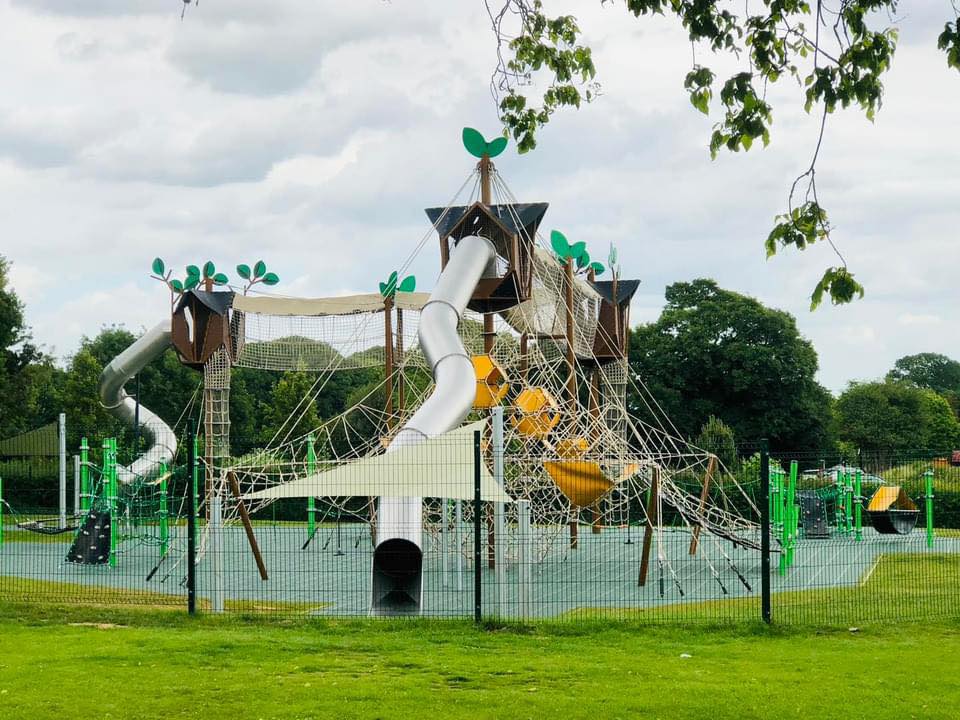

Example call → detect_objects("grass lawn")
0 600 958 720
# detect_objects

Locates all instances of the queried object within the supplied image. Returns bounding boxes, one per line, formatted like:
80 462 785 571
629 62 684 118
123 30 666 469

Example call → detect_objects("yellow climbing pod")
472 355 510 409
544 460 614 507
511 387 560 439
555 437 590 459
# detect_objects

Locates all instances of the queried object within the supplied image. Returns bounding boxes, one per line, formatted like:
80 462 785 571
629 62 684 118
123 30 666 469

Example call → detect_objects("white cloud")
0 0 957 400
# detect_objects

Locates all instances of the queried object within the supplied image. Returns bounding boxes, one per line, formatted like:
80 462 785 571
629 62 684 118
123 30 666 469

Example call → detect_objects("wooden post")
483 313 495 354
396 306 405 417
227 471 268 581
638 466 660 586
383 294 394 432
564 259 577 407
688 455 717 555
520 333 529 382
569 516 579 549
589 368 602 535
480 155 491 205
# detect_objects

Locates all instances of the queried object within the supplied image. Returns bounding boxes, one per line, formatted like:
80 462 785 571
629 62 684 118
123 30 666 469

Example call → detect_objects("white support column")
518 499 530 619
58 413 67 529
492 406 505 616
209 493 225 613
73 454 80 515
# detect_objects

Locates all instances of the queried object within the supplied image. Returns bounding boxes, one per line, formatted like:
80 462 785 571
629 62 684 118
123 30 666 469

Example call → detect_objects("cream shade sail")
233 292 430 317
243 420 513 503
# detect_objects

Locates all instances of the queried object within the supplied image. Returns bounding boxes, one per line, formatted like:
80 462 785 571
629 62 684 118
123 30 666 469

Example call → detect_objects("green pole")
778 468 788 575
835 466 844 531
924 469 935 549
789 461 798 568
106 438 118 568
306 433 317 539
191 435 200 546
854 469 863 541
844 470 854 535
80 437 90 512
159 461 169 558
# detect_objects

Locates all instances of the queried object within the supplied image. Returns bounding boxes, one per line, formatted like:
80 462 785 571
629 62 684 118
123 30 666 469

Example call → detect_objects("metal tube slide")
371 234 496 615
98 320 178 484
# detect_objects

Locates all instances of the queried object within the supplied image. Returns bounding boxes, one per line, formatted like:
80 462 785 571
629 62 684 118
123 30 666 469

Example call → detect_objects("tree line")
2 256 958 458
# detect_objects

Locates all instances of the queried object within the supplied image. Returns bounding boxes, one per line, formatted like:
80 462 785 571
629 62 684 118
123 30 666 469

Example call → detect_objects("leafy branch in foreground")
486 0 960 309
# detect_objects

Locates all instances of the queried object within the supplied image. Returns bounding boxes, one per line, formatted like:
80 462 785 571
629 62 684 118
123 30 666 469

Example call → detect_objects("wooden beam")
638 466 660 586
396 307 405 416
688 455 718 555
227 471 268 581
383 295 394 432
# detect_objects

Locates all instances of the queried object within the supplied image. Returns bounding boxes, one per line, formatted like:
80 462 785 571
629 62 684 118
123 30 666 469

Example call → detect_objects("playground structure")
1 128 950 617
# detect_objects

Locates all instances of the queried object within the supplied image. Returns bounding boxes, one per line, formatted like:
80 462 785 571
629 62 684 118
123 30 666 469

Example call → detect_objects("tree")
886 353 960 396
628 278 833 449
835 380 960 455
259 371 321 447
694 415 737 468
487 1 960 308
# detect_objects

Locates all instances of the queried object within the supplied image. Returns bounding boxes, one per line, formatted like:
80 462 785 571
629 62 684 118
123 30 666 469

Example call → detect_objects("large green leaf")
486 136 508 158
151 257 165 276
254 260 267 278
203 261 215 278
379 282 388 297
262 272 280 286
383 276 397 297
236 264 251 280
212 272 229 285
186 264 200 279
569 241 587 261
550 230 571 258
398 275 416 293
170 279 184 292
462 127 487 158
184 275 200 290
576 250 590 269
589 262 606 275
608 244 618 267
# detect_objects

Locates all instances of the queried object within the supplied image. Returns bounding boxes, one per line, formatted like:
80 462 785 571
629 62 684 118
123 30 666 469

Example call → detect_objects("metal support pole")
854 469 863 542
306 433 317 542
209 493 225 613
442 499 449 588
58 412 67 529
473 430 483 624
844 469 854 535
924 469 935 549
191 435 200 547
518 499 530 618
105 438 118 568
187 432 197 615
0 474 4 547
760 440 771 624
492 407 505 617
79 438 90 513
455 499 463 593
159 461 169 559
73 454 80 516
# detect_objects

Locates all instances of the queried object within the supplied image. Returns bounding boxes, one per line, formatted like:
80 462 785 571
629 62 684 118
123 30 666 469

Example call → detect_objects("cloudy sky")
1 0 958 393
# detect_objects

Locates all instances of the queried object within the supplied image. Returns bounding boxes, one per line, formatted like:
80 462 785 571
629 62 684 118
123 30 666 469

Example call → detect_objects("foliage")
378 270 416 299
150 257 230 300
487 1 960 309
694 415 737 468
835 380 960 456
628 279 833 449
549 230 604 275
886 352 960 397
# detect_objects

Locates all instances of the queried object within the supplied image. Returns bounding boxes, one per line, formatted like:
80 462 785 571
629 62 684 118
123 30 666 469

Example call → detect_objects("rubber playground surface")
2 521 957 617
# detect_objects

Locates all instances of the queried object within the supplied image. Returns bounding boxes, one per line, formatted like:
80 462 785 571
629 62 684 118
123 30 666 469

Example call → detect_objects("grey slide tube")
98 320 178 484
371 234 496 615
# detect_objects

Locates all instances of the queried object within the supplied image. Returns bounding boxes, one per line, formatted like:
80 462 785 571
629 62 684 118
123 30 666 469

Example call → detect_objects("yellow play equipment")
544 459 614 507
555 437 589 459
472 355 510 409
511 387 561 439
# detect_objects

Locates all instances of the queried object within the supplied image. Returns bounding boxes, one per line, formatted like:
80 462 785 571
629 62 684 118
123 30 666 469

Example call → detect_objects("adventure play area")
0 130 957 621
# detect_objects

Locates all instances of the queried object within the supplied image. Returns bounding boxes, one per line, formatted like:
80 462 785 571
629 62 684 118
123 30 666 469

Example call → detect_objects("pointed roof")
424 202 548 241
175 289 234 316
589 279 641 306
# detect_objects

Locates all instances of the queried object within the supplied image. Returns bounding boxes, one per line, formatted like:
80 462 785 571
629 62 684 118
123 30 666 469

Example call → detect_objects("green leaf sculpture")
379 270 416 299
152 257 165 276
212 273 229 285
550 230 571 258
238 259 279 294
462 127 509 159
203 261 216 279
589 261 606 275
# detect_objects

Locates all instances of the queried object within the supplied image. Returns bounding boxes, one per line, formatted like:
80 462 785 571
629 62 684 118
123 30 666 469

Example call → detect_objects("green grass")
0 600 957 720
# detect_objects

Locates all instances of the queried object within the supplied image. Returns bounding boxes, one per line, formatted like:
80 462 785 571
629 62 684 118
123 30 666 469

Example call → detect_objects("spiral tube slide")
371 235 496 615
98 320 178 484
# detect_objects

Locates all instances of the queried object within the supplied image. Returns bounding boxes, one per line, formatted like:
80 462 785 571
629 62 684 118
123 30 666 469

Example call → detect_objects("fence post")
187 431 197 615
492 406 505 617
473 429 482 625
105 438 118 568
58 412 67 529
306 433 316 544
924 469 935 549
0 473 4 547
760 439 771 624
